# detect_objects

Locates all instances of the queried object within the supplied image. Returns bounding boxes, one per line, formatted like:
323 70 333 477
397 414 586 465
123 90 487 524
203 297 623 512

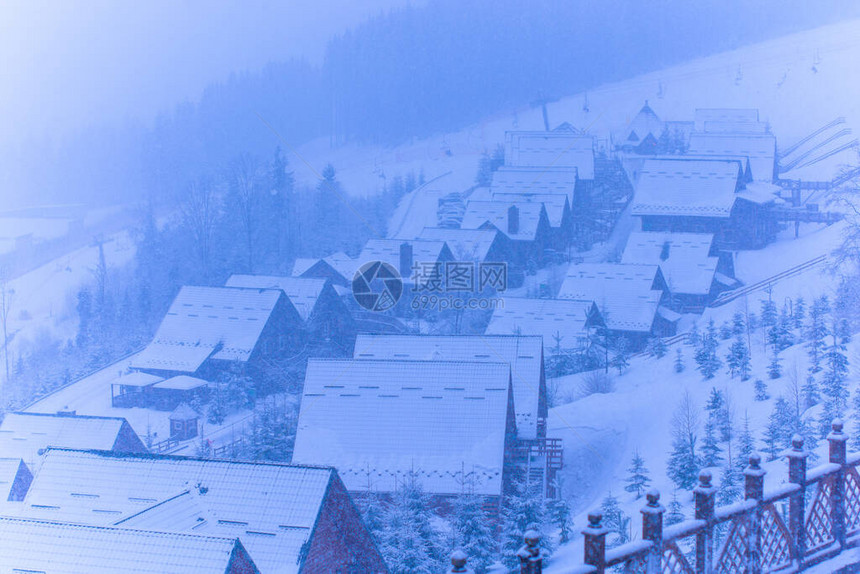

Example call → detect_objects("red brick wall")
301 476 389 574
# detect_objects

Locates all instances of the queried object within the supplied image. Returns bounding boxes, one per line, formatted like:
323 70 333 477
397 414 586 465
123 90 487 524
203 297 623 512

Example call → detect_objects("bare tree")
180 178 219 282
228 155 264 273
0 267 13 387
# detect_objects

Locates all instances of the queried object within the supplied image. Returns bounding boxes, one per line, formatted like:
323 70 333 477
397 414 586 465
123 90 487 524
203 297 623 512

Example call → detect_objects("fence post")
694 470 716 574
448 550 472 573
517 530 544 574
828 419 848 548
744 453 766 574
786 434 808 564
641 489 664 574
582 512 609 574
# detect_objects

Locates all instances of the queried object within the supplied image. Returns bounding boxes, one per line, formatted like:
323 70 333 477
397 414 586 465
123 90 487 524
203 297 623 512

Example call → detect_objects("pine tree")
674 348 685 373
726 334 751 380
821 330 850 412
547 492 573 545
700 415 724 468
754 379 770 401
500 477 551 570
793 297 806 331
665 490 685 526
736 414 756 472
767 353 782 380
806 296 831 374
624 450 651 499
668 393 700 490
718 463 742 505
380 476 445 574
600 493 631 547
802 375 820 408
451 495 495 574
696 321 722 380
852 389 860 451
732 311 746 336
686 323 701 347
760 298 778 332
647 337 668 359
719 322 733 340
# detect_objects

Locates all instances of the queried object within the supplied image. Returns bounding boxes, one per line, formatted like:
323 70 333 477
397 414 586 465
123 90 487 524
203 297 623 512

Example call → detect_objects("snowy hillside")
290 18 860 198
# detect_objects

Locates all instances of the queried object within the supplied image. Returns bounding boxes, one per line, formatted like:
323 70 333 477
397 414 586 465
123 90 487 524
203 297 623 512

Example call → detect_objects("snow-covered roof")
170 403 199 420
621 101 664 143
702 120 769 134
688 132 776 181
461 200 546 241
631 158 742 218
292 359 511 496
358 239 450 278
153 375 209 391
131 286 283 373
17 449 335 574
621 232 718 296
0 516 257 574
417 227 500 262
491 192 569 228
485 298 599 348
112 371 164 388
0 412 134 468
504 131 595 179
694 108 759 131
353 334 543 440
226 274 327 322
557 264 664 333
0 458 31 502
490 166 579 201
291 252 357 282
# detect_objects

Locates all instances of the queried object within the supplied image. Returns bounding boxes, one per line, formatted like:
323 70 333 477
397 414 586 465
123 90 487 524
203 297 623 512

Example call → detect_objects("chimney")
399 242 414 277
660 241 671 261
507 205 520 235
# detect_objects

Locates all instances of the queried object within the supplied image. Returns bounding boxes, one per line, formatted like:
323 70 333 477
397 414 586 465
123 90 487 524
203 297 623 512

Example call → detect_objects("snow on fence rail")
710 255 828 308
554 420 860 574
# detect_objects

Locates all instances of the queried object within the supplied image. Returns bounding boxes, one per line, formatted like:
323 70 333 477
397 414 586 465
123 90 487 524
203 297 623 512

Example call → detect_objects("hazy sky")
0 1 415 146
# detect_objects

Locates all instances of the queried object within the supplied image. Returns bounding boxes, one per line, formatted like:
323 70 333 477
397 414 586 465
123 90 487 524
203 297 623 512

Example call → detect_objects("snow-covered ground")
0 230 136 389
289 18 860 203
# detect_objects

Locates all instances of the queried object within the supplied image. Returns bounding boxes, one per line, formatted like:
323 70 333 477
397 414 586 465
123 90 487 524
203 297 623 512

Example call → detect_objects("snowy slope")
288 19 860 199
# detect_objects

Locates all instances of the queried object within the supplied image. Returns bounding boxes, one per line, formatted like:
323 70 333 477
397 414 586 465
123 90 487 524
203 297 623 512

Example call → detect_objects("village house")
358 238 454 286
687 131 778 182
617 101 665 153
0 458 33 502
292 358 516 506
490 166 581 205
0 517 262 574
484 297 602 352
226 274 355 344
291 251 357 288
416 227 512 269
630 158 779 249
503 130 595 185
495 192 572 252
130 285 303 380
461 200 552 271
353 334 547 442
17 448 388 574
693 107 764 132
557 263 677 344
0 412 147 470
621 231 736 312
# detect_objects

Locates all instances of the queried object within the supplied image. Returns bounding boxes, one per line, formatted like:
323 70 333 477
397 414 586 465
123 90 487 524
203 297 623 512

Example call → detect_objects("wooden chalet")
291 251 357 288
130 286 303 380
485 297 603 352
416 227 513 269
226 274 355 343
503 130 595 184
461 200 552 270
687 131 777 182
621 231 736 312
18 448 388 574
293 359 517 506
0 412 147 470
630 158 779 249
0 517 262 574
557 263 677 344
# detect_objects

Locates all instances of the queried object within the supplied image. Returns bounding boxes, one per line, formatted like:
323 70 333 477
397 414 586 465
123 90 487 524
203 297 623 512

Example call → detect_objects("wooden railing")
567 420 860 573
